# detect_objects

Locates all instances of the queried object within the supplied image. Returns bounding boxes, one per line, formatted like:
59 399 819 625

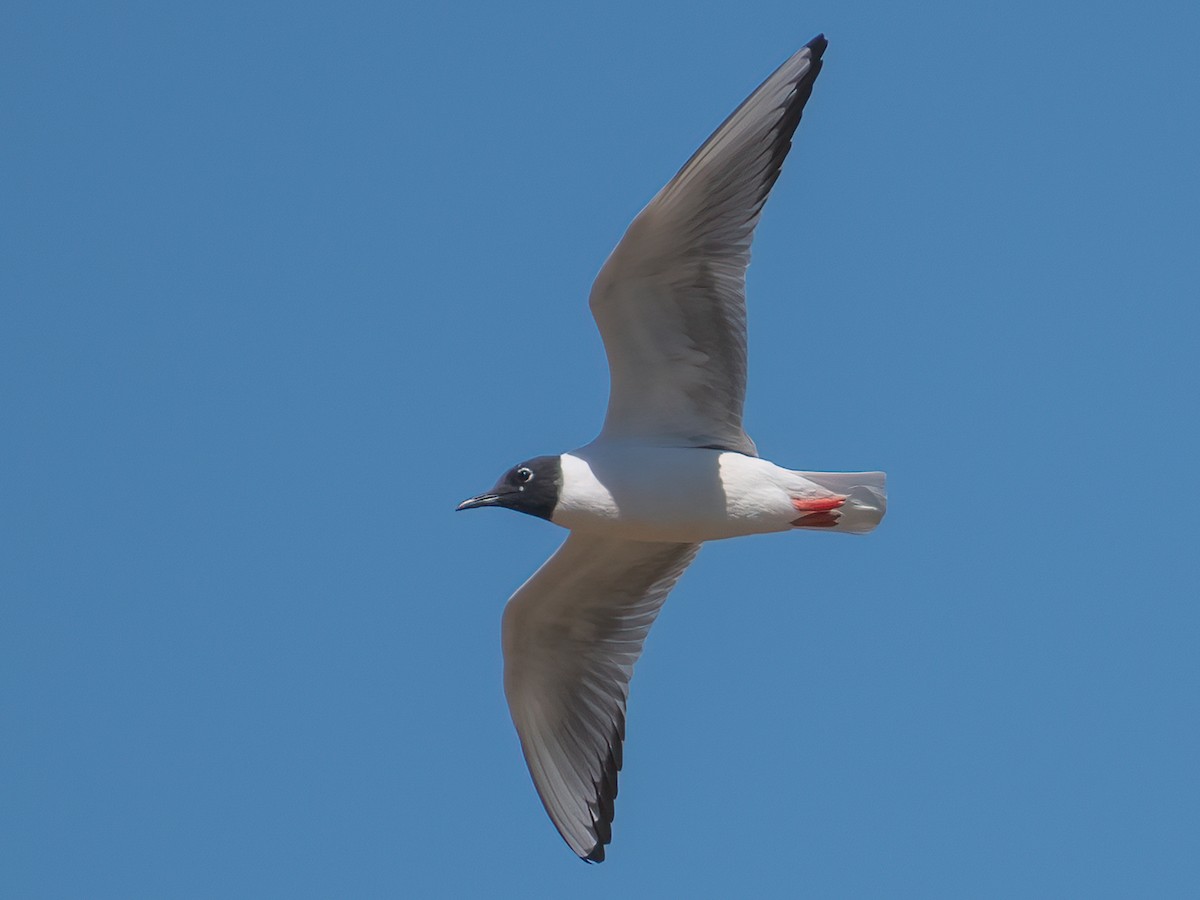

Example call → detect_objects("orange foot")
791 511 841 528
790 495 846 528
791 495 847 512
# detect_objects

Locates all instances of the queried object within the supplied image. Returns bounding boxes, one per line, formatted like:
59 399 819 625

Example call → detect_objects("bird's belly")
558 506 790 543
552 447 799 543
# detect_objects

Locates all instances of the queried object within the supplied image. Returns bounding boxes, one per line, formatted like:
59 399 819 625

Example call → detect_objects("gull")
458 35 885 862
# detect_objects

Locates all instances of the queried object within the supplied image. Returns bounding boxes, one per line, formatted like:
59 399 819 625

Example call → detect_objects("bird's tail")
792 471 887 534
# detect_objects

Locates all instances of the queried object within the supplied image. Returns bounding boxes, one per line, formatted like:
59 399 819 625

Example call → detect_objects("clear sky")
3 1 1198 896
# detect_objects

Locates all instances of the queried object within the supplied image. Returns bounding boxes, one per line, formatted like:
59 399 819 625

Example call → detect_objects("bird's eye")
515 467 534 484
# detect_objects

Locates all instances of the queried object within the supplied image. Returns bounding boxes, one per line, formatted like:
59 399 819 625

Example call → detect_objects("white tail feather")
800 471 887 533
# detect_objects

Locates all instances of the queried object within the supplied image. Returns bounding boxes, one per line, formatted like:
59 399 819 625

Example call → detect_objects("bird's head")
456 455 562 521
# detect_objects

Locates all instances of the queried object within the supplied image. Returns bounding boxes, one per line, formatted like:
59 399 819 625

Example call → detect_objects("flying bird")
458 35 885 861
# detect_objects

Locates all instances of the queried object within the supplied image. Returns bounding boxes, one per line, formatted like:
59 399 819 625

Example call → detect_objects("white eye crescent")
516 467 534 484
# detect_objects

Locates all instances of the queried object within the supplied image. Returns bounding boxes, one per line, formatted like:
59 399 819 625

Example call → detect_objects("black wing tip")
582 843 606 863
577 736 621 863
570 732 621 863
749 33 826 206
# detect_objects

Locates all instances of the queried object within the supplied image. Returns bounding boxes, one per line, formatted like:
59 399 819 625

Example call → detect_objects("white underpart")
553 445 884 542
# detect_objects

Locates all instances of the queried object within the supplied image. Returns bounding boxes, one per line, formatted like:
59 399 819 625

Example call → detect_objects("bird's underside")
458 34 887 863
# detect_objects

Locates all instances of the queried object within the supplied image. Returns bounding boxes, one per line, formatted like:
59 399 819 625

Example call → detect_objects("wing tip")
750 33 826 205
582 843 607 863
562 724 622 863
577 733 621 862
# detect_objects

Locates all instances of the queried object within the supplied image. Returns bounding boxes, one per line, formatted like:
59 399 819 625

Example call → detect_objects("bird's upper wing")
501 533 699 861
589 36 827 456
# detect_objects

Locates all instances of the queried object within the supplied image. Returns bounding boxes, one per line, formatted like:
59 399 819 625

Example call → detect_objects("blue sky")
3 1 1198 896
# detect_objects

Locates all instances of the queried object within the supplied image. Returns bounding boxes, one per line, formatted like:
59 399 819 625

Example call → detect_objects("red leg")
790 511 841 528
791 495 847 513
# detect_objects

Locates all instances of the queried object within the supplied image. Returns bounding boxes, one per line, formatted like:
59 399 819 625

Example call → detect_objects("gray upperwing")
589 36 828 454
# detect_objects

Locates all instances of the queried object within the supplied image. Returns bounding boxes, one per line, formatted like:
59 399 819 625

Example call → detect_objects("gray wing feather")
501 534 699 861
589 36 827 455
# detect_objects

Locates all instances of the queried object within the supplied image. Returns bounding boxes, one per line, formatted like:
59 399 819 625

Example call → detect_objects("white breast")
552 445 810 542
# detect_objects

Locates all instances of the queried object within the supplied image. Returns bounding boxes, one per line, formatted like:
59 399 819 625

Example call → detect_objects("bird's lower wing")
501 533 700 861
